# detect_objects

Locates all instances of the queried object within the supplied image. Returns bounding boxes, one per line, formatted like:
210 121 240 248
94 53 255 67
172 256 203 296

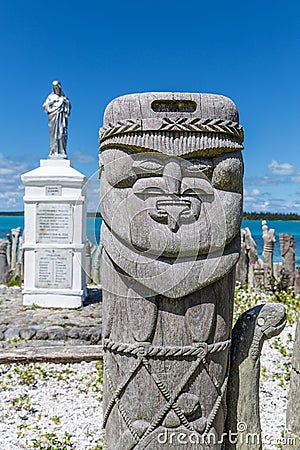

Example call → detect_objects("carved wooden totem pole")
99 93 244 449
262 220 275 290
279 234 295 289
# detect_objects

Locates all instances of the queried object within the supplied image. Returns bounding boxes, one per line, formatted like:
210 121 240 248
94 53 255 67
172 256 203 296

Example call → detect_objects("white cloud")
245 175 277 186
71 150 95 164
0 151 100 211
244 196 256 202
83 172 100 212
252 201 270 210
0 153 31 210
282 201 300 210
268 160 294 176
251 188 260 196
0 168 14 175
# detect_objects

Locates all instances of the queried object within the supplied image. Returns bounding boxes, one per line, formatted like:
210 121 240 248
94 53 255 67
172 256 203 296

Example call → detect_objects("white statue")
43 81 71 159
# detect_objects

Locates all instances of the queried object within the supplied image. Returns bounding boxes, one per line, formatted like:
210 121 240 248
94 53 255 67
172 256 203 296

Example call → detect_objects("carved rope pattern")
103 338 231 358
204 374 229 435
104 338 231 445
100 118 244 142
103 358 143 428
142 358 195 432
135 356 203 447
104 358 141 443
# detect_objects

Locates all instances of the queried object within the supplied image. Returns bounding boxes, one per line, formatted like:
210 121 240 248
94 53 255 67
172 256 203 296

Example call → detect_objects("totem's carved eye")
133 160 164 174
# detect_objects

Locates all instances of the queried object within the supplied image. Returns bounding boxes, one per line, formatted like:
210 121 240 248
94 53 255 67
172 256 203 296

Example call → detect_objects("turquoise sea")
0 215 103 247
1 216 299 266
242 220 300 266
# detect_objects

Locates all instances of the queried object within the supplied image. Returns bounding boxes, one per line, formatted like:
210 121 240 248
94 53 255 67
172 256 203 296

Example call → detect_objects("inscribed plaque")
45 185 62 196
35 248 72 289
37 203 73 243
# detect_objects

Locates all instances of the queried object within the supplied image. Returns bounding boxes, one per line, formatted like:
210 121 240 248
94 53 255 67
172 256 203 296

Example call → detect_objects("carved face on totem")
100 93 244 256
99 93 244 295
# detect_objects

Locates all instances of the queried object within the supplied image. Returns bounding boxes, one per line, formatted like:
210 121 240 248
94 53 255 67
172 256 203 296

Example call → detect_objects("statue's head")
52 80 63 96
99 93 244 260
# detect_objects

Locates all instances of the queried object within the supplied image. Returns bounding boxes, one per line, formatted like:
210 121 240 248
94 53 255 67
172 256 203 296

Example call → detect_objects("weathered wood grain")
100 92 244 449
0 345 103 364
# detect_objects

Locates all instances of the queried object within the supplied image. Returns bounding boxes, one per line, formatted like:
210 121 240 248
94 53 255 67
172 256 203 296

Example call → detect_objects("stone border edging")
0 325 102 344
0 344 103 364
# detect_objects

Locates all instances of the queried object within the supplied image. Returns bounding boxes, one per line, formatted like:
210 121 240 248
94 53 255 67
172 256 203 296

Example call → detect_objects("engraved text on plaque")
35 249 72 289
37 203 72 243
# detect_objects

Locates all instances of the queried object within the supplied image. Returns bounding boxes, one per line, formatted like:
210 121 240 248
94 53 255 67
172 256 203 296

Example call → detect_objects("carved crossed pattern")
100 119 142 142
103 339 231 447
159 118 243 141
99 118 244 142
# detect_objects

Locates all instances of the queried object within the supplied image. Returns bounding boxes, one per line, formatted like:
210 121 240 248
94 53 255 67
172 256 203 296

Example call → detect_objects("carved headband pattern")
100 117 244 142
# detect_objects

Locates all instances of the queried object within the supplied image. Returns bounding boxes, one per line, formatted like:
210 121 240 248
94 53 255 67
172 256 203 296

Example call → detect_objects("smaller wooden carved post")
18 235 24 279
244 228 258 288
295 267 300 295
236 229 248 286
262 220 275 290
253 260 264 290
0 240 11 284
11 227 22 269
279 234 295 290
6 233 12 268
85 240 92 284
236 227 259 288
11 227 22 271
286 313 300 448
226 303 286 450
273 262 282 284
92 243 103 285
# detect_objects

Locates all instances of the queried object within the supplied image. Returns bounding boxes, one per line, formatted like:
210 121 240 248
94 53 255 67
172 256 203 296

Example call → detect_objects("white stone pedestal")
21 159 87 308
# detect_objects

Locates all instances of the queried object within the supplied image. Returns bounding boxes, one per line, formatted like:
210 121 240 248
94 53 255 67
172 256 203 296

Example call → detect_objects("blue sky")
0 0 299 212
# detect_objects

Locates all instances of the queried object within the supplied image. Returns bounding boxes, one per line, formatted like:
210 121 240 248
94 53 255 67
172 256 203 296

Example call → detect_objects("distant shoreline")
0 211 24 216
0 212 102 218
1 211 300 221
243 212 300 221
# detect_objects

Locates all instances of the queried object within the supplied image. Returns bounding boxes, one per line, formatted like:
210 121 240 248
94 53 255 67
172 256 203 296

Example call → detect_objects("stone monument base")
23 289 85 309
21 159 87 309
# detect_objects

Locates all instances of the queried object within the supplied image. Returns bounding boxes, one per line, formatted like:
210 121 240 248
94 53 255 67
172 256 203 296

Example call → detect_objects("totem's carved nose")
163 160 182 195
156 199 192 232
150 198 199 232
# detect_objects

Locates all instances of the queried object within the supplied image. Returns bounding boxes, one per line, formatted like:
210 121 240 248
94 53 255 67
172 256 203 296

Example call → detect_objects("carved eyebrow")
182 159 213 170
184 164 212 172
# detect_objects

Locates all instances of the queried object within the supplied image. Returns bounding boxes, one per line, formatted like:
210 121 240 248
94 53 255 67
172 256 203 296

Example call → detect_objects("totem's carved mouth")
157 199 192 210
149 198 201 232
